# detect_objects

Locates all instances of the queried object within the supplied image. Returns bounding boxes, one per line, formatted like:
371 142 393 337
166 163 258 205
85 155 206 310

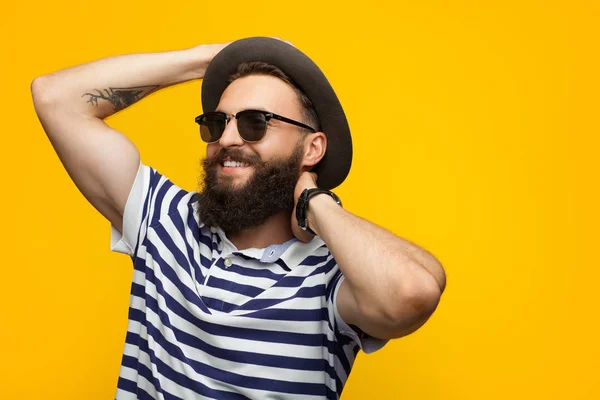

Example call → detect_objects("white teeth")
223 161 249 168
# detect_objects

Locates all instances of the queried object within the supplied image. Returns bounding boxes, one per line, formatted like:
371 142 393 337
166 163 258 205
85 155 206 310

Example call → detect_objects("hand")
191 41 232 79
193 42 231 59
291 171 319 242
192 37 293 80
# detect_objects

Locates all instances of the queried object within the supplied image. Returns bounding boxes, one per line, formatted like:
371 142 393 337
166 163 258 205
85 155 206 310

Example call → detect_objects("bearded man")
32 37 446 399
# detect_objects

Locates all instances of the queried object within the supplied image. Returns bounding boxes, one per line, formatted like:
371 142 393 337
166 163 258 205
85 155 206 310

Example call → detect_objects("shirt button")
224 259 233 267
210 226 217 233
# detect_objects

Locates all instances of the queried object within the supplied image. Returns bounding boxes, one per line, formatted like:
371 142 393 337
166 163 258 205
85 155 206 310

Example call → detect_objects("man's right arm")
31 44 227 232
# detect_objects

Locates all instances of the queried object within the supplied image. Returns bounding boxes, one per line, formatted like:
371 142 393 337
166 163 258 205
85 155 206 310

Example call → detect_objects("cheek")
253 134 297 160
206 144 219 159
250 146 270 161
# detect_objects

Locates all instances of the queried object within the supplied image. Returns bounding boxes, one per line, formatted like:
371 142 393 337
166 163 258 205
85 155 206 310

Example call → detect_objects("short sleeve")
328 272 388 354
110 163 189 257
110 163 149 255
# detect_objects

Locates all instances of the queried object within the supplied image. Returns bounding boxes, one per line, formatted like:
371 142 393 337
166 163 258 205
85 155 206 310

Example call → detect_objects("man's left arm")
293 174 447 340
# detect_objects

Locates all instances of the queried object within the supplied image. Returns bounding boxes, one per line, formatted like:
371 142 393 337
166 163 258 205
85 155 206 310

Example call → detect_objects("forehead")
216 75 301 116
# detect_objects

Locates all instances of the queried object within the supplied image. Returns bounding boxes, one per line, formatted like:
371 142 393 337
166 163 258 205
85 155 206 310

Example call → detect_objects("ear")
301 132 327 169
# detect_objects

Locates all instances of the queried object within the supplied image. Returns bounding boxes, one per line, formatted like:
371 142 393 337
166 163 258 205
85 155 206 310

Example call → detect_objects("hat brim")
201 36 352 190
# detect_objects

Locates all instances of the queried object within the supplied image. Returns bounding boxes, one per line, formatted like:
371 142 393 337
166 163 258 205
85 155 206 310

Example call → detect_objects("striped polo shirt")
110 164 386 399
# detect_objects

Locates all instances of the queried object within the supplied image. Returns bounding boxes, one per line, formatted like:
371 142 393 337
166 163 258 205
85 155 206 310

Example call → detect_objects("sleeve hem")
110 162 148 256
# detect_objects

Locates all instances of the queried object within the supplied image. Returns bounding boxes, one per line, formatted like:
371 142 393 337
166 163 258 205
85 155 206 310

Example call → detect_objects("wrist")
172 48 204 81
187 44 225 80
306 192 341 237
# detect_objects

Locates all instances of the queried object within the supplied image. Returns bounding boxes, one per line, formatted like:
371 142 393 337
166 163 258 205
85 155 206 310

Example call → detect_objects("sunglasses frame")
194 109 317 144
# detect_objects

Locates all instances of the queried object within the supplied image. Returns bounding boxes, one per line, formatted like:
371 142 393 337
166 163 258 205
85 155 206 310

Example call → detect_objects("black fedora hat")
201 36 352 190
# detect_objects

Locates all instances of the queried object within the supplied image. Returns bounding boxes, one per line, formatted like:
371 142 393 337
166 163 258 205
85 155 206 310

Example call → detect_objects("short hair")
228 61 321 132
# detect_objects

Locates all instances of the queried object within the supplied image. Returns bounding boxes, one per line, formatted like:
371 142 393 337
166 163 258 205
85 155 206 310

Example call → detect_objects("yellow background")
1 0 598 398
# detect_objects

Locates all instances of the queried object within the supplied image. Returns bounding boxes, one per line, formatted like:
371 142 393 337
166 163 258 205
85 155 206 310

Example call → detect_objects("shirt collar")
209 225 326 269
278 236 326 268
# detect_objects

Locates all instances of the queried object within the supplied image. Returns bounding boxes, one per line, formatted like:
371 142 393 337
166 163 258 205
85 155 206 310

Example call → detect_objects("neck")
226 211 295 250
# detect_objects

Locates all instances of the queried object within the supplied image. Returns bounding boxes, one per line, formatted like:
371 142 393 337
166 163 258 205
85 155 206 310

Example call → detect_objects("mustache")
204 148 263 168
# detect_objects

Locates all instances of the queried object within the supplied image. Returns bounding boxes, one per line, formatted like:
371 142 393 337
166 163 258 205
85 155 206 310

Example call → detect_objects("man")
32 37 446 399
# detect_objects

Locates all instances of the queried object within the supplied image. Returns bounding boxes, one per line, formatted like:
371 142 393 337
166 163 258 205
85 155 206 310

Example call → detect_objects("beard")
193 144 304 235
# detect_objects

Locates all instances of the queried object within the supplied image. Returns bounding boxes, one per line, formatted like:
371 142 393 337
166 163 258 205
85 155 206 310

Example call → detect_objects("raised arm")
31 43 228 231
292 173 447 340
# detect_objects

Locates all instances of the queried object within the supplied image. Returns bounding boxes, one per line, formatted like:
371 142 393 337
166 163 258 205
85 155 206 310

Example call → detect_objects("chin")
217 175 250 191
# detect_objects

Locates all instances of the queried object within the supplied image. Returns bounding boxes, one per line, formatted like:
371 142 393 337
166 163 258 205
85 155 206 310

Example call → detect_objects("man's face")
195 75 308 233
205 75 308 189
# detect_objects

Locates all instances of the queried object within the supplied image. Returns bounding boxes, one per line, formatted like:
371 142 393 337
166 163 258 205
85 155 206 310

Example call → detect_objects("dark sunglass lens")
199 114 226 143
238 111 267 142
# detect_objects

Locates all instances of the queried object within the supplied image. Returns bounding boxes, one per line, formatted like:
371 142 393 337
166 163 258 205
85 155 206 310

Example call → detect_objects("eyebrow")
214 107 272 114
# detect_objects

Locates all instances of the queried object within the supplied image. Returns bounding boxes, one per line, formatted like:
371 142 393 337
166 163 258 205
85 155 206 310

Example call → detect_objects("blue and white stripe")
110 164 385 399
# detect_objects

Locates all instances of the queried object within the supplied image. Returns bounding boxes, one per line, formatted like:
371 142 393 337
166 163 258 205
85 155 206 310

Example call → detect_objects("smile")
222 160 250 168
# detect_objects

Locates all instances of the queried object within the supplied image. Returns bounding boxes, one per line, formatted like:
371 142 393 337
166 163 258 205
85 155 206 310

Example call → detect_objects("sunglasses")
195 109 317 143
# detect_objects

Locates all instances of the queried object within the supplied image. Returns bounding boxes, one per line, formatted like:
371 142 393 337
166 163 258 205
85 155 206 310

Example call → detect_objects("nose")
217 115 245 148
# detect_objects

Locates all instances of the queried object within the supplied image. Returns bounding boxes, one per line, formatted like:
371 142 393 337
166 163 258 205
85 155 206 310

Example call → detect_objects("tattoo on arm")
82 85 160 112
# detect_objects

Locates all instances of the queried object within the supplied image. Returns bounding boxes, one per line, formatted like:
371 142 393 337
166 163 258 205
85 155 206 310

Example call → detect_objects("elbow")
398 279 441 320
429 258 447 294
31 75 58 109
370 274 443 338
393 261 445 317
405 280 442 319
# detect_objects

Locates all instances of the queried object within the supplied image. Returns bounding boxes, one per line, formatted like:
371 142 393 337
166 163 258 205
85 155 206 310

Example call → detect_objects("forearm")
32 46 211 119
308 195 446 320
